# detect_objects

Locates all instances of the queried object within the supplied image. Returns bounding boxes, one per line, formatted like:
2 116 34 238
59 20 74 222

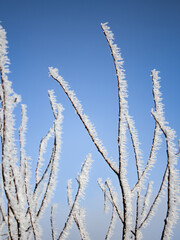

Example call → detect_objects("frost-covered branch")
101 22 133 239
139 166 168 230
131 72 163 193
56 154 92 240
67 180 90 240
49 67 118 176
150 70 179 239
0 23 64 239
50 204 57 240
97 178 123 224
141 181 153 220
126 115 143 180
105 206 117 240
137 70 180 238
151 112 179 239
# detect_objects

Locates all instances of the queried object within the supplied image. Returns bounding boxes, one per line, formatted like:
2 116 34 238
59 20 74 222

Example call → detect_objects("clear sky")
0 0 180 239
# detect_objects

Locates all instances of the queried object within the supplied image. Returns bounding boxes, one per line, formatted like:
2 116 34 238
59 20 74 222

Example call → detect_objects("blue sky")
1 0 180 239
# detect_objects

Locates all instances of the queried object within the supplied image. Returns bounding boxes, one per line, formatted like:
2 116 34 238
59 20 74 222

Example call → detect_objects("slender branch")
104 180 123 224
67 182 88 240
57 154 92 240
35 128 54 189
7 205 13 240
141 181 153 218
126 114 142 180
161 168 171 240
134 193 140 240
105 206 116 240
132 70 163 193
50 205 56 240
101 22 132 239
1 69 21 239
131 124 160 192
152 113 179 239
24 160 37 240
49 68 118 176
36 137 57 217
57 182 80 240
139 162 168 230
